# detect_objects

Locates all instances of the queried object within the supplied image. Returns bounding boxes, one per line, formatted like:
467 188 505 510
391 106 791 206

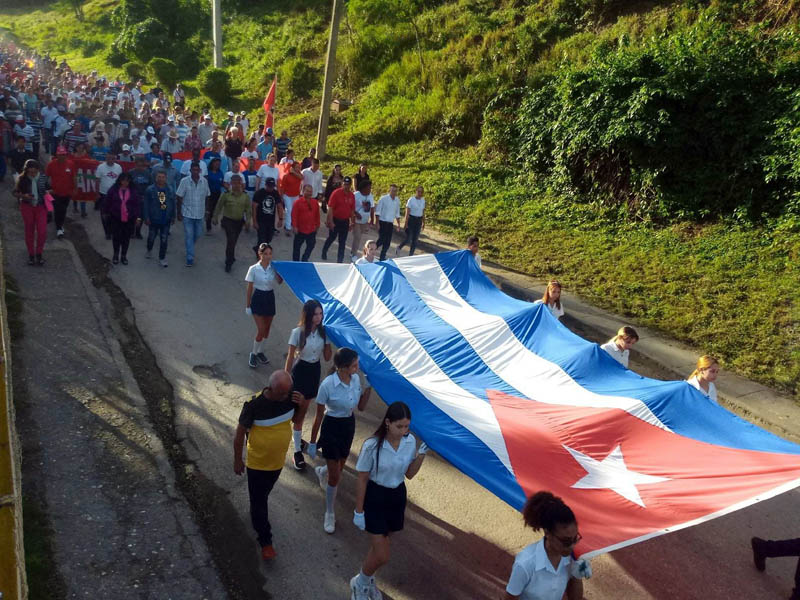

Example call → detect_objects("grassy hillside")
2 0 800 399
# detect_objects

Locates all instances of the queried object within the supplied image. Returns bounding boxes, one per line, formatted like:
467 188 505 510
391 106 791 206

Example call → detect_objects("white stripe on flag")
396 255 670 431
314 263 514 473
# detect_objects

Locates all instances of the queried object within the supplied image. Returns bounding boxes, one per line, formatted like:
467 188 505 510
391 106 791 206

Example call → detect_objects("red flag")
263 76 276 130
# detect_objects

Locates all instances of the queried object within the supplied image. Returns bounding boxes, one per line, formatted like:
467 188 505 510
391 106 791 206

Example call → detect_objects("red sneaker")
261 545 277 560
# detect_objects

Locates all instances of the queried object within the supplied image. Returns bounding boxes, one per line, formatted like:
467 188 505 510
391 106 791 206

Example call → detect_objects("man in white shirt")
175 115 190 145
176 162 210 267
160 129 182 154
351 180 374 262
301 158 323 199
198 114 215 148
95 151 123 238
355 240 377 264
375 184 402 261
397 185 426 256
467 235 482 270
180 148 208 177
40 99 58 154
256 154 280 191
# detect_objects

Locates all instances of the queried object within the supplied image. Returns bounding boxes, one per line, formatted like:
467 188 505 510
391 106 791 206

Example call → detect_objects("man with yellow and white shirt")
233 370 305 561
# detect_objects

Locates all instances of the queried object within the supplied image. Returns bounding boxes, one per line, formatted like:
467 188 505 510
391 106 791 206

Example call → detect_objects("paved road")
14 197 799 599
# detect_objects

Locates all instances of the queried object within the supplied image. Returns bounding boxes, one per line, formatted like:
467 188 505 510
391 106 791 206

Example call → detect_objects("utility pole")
211 0 223 68
316 0 343 159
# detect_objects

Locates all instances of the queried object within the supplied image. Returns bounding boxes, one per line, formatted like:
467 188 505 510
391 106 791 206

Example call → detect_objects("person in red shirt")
44 146 76 238
280 159 303 235
321 176 355 263
291 184 320 262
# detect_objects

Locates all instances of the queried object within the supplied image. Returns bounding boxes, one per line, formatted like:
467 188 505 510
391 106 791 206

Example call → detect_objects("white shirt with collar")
600 340 629 368
288 327 326 363
354 191 374 224
505 538 575 600
405 195 425 217
176 175 210 219
534 299 564 319
376 194 400 223
245 262 279 292
356 433 417 488
302 167 324 196
687 376 718 404
180 159 207 177
316 372 362 418
256 164 280 189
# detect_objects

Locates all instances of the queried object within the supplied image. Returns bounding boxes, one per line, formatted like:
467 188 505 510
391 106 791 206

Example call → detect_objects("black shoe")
300 439 308 453
36 255 45 266
121 256 128 265
27 255 35 266
751 537 766 572
225 263 232 273
112 256 119 264
248 353 258 368
321 252 328 261
321 200 328 213
135 232 143 239
293 451 306 471
256 352 269 364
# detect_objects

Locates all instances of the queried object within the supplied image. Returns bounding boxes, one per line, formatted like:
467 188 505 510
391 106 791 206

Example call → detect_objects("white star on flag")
564 444 670 508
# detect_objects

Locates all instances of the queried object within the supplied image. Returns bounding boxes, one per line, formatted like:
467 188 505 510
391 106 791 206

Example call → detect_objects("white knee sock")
252 339 260 354
292 429 302 452
325 484 337 513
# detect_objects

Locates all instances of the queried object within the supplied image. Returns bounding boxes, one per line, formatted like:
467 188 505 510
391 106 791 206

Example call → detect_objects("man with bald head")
234 370 305 561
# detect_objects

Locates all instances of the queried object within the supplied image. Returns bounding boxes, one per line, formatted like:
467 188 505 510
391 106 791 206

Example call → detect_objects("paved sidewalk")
412 226 800 443
0 189 228 599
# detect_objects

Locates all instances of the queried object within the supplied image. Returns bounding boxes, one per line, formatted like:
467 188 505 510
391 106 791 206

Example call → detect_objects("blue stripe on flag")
435 250 800 455
274 260 528 508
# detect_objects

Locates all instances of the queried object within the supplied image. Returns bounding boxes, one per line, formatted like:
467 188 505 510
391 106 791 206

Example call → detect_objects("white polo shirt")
505 539 575 600
354 191 374 224
288 327 326 363
376 194 400 223
687 376 718 404
180 160 207 177
356 434 417 488
600 340 629 368
316 372 361 418
245 262 279 292
405 195 425 217
256 164 280 189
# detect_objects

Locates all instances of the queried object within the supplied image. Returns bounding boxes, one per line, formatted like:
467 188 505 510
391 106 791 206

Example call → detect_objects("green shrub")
122 61 145 81
198 67 231 105
115 17 170 63
278 58 321 101
147 57 180 89
106 41 128 68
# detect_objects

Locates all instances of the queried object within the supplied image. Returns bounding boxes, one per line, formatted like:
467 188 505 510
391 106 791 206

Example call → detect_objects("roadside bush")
106 41 127 68
278 58 321 101
198 67 231 105
147 57 180 89
122 61 145 81
114 17 170 63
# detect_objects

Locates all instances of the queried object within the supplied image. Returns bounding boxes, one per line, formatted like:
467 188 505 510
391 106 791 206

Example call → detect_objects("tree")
69 0 85 21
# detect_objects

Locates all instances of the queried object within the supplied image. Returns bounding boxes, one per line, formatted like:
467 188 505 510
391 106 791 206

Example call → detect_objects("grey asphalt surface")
4 185 799 599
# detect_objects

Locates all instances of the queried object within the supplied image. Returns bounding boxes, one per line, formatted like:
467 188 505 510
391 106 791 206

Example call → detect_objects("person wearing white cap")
198 114 215 148
175 115 189 145
239 111 250 138
118 143 135 163
90 121 109 147
222 110 235 131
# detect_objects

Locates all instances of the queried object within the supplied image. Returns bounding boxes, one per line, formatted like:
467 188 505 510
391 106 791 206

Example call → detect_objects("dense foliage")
198 67 231 104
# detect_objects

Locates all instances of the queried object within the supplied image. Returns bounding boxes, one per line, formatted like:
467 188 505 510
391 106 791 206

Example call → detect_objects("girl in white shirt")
686 355 720 404
244 243 283 368
284 300 333 471
600 326 639 368
533 280 564 320
311 348 371 534
505 491 589 600
349 402 428 600
396 185 426 256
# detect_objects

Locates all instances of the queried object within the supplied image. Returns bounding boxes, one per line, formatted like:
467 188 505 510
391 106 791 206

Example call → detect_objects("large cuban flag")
274 250 800 557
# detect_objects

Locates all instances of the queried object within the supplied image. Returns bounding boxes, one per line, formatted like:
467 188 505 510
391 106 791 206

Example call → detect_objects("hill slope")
1 0 799 399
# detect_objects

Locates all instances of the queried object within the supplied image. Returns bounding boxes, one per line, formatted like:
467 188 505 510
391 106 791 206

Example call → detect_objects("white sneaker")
323 511 335 534
350 576 370 600
57 228 64 238
315 465 328 489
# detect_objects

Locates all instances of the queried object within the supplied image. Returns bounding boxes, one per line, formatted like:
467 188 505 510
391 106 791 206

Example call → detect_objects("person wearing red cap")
44 146 76 238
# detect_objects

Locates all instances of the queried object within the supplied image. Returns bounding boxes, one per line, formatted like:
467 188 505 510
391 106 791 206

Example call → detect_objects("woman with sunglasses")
505 491 591 600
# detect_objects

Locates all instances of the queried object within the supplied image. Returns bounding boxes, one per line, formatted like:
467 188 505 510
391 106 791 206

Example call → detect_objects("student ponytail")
522 491 576 532
368 402 412 478
689 354 718 380
612 326 639 344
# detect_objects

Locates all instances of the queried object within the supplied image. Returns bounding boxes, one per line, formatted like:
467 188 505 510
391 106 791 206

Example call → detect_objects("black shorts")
291 359 321 400
364 480 407 535
250 289 275 317
319 414 355 461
